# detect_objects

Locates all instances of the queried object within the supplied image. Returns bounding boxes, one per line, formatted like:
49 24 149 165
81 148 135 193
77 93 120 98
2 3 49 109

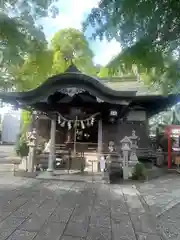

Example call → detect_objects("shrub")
132 163 147 180
158 134 175 152
15 133 29 158
15 115 30 158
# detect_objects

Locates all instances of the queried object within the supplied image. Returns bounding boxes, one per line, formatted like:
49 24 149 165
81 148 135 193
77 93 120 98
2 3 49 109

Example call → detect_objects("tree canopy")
83 0 180 93
51 28 96 75
9 28 97 91
0 0 58 65
84 0 180 53
12 47 53 91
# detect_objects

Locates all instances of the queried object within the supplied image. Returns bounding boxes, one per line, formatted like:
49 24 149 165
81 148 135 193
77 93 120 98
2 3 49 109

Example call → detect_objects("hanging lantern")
109 110 118 117
60 121 65 127
68 121 72 130
81 121 85 129
58 115 61 124
109 109 118 124
91 117 95 125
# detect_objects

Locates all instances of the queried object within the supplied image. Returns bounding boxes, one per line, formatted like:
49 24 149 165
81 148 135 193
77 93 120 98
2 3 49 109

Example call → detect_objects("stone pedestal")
129 151 139 166
18 157 28 171
28 146 35 172
123 166 130 180
92 161 98 173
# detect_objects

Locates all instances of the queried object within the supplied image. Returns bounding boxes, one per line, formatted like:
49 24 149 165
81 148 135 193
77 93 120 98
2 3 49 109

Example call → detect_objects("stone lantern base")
123 166 131 180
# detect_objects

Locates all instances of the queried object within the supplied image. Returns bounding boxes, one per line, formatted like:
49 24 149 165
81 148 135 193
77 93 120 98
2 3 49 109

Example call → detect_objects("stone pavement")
0 173 164 240
137 174 180 240
0 145 14 162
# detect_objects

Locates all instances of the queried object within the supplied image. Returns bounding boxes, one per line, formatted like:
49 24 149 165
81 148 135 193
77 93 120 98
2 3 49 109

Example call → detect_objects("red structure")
165 125 180 169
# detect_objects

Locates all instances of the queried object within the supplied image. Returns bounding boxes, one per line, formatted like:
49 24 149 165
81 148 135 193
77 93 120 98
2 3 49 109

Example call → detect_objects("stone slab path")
137 174 180 240
0 174 164 240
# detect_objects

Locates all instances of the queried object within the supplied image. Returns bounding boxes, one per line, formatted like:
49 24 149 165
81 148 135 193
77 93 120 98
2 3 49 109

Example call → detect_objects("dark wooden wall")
102 120 150 152
37 119 50 140
37 118 65 144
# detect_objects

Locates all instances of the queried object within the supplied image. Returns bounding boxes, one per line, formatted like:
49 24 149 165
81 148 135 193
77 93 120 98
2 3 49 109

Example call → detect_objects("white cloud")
43 0 99 39
92 39 121 66
41 0 121 65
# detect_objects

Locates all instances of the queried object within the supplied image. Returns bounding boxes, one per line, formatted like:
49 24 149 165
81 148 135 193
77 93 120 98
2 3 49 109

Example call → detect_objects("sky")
1 1 121 115
41 0 121 66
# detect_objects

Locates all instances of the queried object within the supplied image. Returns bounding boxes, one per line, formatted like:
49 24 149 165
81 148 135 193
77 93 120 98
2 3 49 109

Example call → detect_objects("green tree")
12 47 53 91
97 67 110 78
84 0 180 53
51 28 96 75
0 0 58 65
9 28 97 91
0 0 59 91
106 51 180 94
84 0 180 93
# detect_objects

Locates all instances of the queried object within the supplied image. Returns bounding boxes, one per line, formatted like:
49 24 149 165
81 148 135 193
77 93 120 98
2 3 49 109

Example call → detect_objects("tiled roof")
100 77 161 96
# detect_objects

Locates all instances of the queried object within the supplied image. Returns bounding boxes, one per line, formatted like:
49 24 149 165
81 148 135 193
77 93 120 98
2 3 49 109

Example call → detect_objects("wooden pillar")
97 119 103 170
47 116 56 174
66 131 71 143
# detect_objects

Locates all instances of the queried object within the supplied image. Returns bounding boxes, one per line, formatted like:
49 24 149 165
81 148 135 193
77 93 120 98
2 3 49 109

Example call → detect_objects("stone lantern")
26 128 37 172
108 141 116 153
129 130 139 166
129 130 139 148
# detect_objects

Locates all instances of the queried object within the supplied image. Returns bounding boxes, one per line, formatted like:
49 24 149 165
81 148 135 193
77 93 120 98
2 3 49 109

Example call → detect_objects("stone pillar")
97 119 102 171
28 145 35 172
121 136 132 180
47 116 56 174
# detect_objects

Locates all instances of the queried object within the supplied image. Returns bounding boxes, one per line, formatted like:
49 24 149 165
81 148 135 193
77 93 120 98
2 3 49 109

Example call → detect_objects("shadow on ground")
0 174 165 240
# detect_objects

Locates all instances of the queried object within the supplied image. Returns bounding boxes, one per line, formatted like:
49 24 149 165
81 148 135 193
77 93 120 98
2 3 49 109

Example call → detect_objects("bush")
158 134 175 152
131 163 147 180
15 133 29 158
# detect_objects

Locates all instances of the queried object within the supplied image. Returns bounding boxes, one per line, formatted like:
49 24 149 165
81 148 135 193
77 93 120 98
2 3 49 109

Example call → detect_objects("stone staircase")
0 164 14 172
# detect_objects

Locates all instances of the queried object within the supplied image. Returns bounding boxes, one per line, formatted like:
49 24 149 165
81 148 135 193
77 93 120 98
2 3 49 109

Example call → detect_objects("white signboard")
127 111 146 121
172 129 180 135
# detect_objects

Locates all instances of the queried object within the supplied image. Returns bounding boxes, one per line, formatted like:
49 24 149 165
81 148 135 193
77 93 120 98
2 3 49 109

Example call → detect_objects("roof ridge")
100 76 138 82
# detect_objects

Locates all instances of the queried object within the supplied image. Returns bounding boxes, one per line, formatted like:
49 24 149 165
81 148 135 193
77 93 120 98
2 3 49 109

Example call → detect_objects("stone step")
0 164 14 172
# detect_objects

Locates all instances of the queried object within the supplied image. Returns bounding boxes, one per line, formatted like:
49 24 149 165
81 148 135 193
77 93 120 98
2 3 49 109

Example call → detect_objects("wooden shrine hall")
0 64 179 173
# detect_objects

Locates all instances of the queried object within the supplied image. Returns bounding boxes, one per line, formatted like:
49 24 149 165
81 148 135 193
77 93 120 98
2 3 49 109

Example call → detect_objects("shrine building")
0 64 179 173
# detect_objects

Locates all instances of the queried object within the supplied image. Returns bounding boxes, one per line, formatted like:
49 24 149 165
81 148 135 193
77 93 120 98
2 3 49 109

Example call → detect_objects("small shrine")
0 64 179 176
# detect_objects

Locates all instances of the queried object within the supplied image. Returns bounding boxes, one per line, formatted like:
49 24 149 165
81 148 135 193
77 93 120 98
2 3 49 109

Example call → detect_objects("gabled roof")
0 64 179 116
64 64 81 73
0 64 137 106
101 76 160 96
